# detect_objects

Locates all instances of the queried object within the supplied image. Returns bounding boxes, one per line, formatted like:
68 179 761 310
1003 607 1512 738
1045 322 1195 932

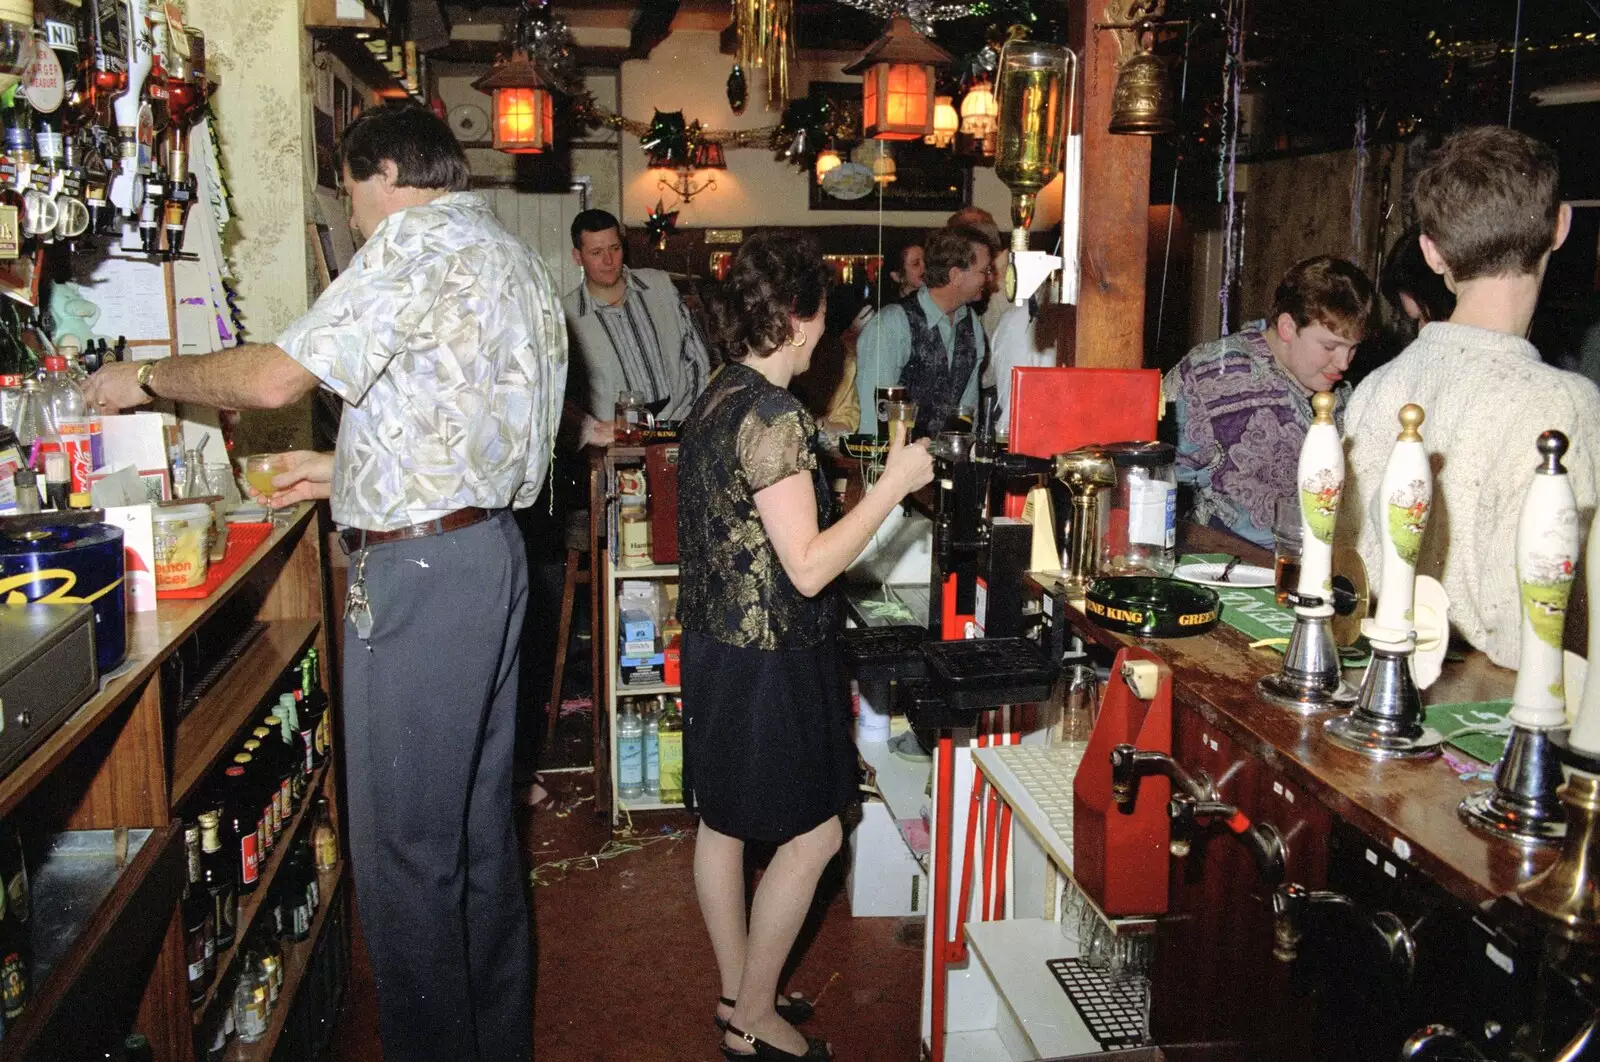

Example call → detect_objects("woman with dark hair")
678 232 933 1060
1380 225 1456 340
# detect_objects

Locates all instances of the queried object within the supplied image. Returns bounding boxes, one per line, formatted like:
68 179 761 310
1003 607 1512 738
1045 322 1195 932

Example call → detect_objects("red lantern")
473 51 557 154
843 16 953 141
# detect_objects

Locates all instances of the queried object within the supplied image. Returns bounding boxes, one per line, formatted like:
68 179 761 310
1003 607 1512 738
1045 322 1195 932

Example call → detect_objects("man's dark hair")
1414 126 1561 283
571 209 623 250
1381 225 1454 325
1271 256 1375 340
923 225 990 289
335 102 470 192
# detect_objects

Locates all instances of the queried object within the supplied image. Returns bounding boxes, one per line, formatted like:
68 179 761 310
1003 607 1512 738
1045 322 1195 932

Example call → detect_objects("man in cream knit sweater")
1345 126 1600 669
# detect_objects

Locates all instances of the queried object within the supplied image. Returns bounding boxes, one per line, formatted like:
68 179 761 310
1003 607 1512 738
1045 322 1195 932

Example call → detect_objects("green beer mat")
1422 698 1512 766
1181 554 1297 645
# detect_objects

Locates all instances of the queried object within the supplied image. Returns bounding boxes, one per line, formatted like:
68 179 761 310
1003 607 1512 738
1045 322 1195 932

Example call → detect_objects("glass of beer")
874 385 908 438
1272 497 1302 607
615 391 647 445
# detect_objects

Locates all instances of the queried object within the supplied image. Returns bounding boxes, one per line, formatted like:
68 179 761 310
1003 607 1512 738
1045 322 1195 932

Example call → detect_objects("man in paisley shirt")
86 104 563 1062
1164 256 1374 547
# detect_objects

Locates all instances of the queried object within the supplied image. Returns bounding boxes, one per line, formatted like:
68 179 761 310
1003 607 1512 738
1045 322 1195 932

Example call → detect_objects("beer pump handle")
1365 404 1433 647
1294 391 1343 615
1568 507 1600 753
1508 431 1580 731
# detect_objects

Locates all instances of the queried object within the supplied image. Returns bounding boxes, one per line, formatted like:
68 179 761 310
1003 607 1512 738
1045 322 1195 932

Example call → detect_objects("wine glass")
242 453 292 525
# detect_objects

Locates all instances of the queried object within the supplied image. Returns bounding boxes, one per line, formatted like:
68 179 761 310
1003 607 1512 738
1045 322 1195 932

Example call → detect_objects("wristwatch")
137 359 161 400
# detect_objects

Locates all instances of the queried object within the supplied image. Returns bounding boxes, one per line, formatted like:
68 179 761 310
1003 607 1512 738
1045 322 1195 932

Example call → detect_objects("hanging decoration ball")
641 110 690 167
644 199 680 251
727 63 749 114
774 98 831 161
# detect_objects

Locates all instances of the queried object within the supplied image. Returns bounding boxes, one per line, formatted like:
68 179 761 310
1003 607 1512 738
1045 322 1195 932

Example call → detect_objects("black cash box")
0 603 99 780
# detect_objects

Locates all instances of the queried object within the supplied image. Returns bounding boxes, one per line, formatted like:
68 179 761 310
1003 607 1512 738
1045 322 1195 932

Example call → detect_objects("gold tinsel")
734 0 794 110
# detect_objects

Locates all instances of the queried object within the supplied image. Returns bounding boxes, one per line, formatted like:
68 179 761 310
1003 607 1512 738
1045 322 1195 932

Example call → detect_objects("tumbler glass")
883 399 918 446
1273 497 1303 607
615 390 647 445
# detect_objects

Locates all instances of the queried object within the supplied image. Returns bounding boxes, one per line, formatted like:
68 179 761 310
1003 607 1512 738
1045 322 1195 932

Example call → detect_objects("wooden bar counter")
1042 523 1550 1060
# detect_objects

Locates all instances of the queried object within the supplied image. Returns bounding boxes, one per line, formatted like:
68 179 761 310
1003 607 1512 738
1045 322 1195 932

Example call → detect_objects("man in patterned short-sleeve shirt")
86 103 561 1062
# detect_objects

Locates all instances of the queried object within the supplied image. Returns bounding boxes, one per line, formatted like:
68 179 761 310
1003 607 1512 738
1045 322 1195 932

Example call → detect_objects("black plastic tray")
839 624 929 681
921 637 1057 709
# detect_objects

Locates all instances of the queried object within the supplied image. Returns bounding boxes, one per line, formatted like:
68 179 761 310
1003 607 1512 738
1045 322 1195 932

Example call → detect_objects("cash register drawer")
0 604 98 780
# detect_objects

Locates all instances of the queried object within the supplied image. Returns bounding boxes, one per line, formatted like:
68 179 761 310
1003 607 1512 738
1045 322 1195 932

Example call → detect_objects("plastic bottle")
644 701 660 798
36 355 84 437
10 380 42 448
617 700 644 800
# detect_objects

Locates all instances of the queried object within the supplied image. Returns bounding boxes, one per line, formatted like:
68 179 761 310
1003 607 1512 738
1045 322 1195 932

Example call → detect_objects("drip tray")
1047 957 1150 1052
921 637 1056 710
839 625 928 681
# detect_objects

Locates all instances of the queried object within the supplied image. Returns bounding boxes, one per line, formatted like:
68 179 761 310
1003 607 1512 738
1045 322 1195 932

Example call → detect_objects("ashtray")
1084 576 1221 638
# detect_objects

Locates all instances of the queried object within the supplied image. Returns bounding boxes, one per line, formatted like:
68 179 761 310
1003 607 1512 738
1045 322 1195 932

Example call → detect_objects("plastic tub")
152 504 212 590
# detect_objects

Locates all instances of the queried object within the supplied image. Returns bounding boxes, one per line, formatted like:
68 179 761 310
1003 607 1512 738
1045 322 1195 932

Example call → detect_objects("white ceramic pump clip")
1362 403 1450 690
1461 431 1583 845
1258 391 1359 712
1324 403 1447 758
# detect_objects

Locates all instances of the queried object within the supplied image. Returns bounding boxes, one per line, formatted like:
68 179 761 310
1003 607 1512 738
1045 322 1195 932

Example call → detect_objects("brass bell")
1109 49 1176 136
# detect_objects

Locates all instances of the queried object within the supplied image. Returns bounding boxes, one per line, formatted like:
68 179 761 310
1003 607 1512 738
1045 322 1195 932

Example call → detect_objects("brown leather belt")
339 506 495 554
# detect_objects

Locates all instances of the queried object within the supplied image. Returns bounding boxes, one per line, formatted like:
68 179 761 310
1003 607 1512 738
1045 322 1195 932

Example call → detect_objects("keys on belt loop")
345 548 374 645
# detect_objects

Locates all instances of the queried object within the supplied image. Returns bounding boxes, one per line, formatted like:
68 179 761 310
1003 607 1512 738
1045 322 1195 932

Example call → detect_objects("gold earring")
789 331 807 348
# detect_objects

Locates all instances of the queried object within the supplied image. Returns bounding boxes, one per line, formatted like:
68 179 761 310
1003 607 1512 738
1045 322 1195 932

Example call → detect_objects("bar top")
1047 522 1545 912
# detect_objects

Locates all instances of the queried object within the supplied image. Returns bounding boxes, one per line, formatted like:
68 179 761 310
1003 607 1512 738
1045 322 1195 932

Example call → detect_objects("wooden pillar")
1065 0 1152 370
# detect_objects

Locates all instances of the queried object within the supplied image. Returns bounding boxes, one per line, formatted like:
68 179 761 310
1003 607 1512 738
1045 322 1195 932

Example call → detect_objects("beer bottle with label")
249 725 284 839
312 796 339 873
182 822 213 1005
241 737 275 855
294 688 317 776
224 760 260 894
275 693 305 803
198 811 236 952
0 820 30 1024
261 715 293 827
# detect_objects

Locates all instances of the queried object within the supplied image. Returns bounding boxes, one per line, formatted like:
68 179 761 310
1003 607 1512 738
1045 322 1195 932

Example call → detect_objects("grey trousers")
342 512 532 1061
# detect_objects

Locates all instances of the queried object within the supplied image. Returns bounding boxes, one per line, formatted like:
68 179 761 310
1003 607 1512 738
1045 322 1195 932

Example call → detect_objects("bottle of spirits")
658 697 685 804
223 761 260 894
182 822 213 1005
644 700 660 798
617 700 644 800
198 811 237 952
312 796 339 873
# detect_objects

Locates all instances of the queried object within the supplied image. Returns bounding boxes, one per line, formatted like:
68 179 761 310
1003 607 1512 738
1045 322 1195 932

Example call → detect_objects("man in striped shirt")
563 209 711 436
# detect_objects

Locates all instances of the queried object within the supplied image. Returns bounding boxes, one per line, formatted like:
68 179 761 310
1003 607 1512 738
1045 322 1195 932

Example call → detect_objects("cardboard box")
848 800 927 917
663 635 681 686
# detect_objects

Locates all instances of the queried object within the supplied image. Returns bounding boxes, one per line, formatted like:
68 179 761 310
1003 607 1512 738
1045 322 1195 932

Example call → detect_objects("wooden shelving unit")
0 504 343 1062
602 448 686 825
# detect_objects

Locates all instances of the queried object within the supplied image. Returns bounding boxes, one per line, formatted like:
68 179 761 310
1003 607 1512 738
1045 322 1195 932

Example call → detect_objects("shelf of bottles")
0 0 219 480
179 648 343 1061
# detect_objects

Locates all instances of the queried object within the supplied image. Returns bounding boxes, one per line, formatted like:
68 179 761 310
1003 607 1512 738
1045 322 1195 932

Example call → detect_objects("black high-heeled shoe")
720 1022 831 1061
714 994 816 1032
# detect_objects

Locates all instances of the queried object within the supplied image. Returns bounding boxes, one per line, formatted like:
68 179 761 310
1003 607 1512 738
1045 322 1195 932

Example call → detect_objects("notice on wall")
72 251 172 345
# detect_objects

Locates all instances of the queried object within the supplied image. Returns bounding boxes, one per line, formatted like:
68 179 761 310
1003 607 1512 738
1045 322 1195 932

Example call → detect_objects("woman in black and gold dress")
678 232 934 1061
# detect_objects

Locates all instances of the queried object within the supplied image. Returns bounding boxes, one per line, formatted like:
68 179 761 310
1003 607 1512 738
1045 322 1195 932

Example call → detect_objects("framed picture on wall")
313 108 337 188
805 81 971 214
